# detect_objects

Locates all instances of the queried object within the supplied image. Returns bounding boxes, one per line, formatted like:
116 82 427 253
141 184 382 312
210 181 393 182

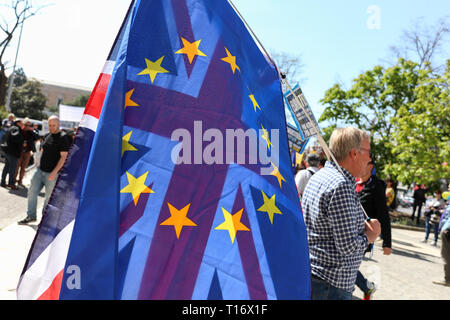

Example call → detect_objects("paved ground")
0 160 46 300
0 161 448 300
355 228 448 300
0 160 45 230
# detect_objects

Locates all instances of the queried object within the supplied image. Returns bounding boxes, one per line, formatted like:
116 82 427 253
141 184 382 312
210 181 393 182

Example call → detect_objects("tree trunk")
0 71 7 106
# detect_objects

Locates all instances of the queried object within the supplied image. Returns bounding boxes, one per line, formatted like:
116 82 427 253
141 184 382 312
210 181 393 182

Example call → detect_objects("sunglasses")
368 152 375 165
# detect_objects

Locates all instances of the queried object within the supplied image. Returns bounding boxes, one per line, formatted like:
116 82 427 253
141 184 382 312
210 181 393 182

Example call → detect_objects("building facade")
34 78 91 108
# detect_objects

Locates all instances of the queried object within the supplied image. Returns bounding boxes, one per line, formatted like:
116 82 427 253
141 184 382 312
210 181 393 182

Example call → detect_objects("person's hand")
364 219 381 243
48 172 57 181
383 247 392 255
443 230 450 241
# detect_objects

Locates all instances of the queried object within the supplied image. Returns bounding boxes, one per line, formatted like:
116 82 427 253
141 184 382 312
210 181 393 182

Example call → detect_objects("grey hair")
48 115 60 122
329 127 370 162
306 154 320 167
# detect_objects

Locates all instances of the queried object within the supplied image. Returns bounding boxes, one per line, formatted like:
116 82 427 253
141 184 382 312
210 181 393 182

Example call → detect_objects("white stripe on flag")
79 114 99 132
17 221 75 300
102 60 115 75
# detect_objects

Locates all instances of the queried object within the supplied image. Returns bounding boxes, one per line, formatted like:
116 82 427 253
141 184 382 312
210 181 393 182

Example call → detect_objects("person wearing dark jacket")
14 119 37 186
354 156 392 299
1 119 24 190
411 184 427 224
357 170 392 250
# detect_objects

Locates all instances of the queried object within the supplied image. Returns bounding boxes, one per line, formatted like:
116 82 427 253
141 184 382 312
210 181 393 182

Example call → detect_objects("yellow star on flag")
249 94 261 112
175 37 207 64
215 207 250 244
125 89 139 110
120 171 155 206
221 47 240 74
137 56 169 84
257 190 282 224
160 203 197 239
122 131 138 157
261 124 272 150
270 162 286 188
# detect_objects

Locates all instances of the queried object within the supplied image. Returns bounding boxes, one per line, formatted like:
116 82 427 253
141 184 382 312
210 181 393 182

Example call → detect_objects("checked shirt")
302 161 369 293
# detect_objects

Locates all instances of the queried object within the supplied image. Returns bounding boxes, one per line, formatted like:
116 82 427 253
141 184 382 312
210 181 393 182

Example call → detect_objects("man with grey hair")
2 113 15 128
302 127 381 300
19 115 70 224
295 153 320 201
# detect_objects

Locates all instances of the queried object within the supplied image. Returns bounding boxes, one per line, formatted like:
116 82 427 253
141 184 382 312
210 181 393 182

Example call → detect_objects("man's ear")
350 149 357 160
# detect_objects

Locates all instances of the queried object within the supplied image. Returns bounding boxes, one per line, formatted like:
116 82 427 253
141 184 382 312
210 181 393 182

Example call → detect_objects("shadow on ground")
391 245 437 263
4 187 45 199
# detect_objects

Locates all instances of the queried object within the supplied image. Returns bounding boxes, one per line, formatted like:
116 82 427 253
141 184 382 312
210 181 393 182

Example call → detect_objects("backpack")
1 126 21 152
430 212 441 225
0 129 9 151
306 168 316 177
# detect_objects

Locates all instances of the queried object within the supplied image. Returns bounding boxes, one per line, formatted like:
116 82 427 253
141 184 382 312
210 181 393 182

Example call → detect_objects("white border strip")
17 221 75 300
79 114 99 133
102 60 115 76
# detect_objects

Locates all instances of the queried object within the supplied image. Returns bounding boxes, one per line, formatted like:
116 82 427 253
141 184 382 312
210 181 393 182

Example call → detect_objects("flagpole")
227 0 334 162
228 0 370 221
280 74 337 165
281 74 370 221
227 0 277 67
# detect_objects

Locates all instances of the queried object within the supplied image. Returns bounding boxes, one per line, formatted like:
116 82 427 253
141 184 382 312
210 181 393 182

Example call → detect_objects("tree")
10 79 46 119
388 60 450 186
0 0 43 105
0 104 7 121
271 51 304 83
319 59 424 176
387 17 449 74
64 94 90 107
271 51 305 93
319 58 449 186
11 66 26 86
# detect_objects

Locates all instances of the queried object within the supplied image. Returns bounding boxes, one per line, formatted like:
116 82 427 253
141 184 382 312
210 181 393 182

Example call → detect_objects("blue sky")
4 0 449 118
232 0 449 116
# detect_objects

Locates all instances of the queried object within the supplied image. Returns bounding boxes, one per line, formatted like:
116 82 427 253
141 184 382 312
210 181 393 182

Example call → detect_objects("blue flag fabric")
20 0 311 300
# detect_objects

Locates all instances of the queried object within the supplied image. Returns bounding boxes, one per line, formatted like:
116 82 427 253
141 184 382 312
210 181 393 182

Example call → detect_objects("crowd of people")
0 113 71 224
294 127 450 300
1 118 448 299
1 113 41 189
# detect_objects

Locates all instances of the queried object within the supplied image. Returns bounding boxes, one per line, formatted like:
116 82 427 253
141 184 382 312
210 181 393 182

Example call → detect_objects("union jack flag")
17 0 311 300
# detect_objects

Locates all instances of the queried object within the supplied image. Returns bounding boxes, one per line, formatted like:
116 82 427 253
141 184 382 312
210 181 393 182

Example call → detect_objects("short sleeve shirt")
39 132 70 173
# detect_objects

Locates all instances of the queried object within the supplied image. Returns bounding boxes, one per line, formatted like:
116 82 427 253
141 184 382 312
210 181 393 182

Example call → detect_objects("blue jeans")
425 217 439 242
27 168 57 219
1 153 19 185
311 277 352 300
411 202 423 223
355 271 369 293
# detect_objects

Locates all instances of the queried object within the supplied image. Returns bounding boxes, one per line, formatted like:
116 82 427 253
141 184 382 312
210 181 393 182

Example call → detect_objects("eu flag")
17 0 310 300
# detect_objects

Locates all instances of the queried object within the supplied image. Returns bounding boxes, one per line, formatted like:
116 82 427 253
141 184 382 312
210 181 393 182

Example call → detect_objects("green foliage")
319 58 449 185
0 104 7 122
47 105 58 113
388 60 450 185
64 94 90 107
10 80 47 119
320 124 336 145
11 67 27 87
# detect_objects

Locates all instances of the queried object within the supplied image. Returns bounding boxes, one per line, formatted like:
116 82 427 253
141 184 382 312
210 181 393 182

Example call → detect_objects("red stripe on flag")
84 73 111 119
37 269 64 300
